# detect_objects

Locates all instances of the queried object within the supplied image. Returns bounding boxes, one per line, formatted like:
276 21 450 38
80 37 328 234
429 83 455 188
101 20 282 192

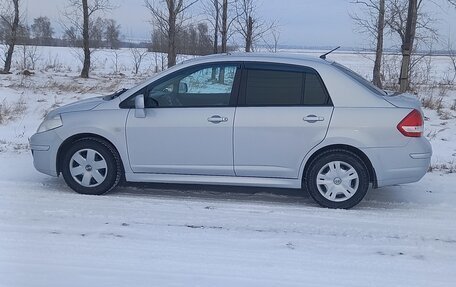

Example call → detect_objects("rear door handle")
303 115 325 123
208 115 228 124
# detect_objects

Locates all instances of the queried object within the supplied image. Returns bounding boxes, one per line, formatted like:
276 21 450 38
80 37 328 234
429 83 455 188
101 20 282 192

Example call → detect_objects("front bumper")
29 130 62 177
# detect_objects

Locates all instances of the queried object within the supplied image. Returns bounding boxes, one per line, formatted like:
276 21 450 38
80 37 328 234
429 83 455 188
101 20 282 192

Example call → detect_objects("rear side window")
242 65 331 106
245 69 303 106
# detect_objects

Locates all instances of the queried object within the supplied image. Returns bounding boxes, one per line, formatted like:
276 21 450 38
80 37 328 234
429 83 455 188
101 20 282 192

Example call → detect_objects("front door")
126 63 240 176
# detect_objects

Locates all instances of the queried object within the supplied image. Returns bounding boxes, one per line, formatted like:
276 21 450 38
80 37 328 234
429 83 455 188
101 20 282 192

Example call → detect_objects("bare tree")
27 45 41 70
202 0 236 53
393 0 417 92
386 0 437 91
446 1 456 82
0 0 20 73
63 26 79 46
448 40 456 83
235 0 276 52
221 0 228 52
202 0 220 53
81 0 91 78
264 26 280 53
145 0 198 68
272 28 280 53
220 0 238 53
31 16 54 46
110 49 120 73
388 0 421 92
351 0 386 88
105 19 120 49
89 16 106 48
63 0 114 78
16 44 39 71
130 48 148 74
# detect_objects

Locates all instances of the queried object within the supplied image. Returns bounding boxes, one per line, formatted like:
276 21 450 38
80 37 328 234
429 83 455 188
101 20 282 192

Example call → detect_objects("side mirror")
134 94 146 118
179 82 188 93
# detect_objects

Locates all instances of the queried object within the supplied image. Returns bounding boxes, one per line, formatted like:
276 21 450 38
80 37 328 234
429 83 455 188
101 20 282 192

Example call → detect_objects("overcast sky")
22 0 456 50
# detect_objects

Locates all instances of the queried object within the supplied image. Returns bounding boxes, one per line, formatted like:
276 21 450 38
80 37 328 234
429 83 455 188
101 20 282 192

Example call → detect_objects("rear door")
234 62 334 179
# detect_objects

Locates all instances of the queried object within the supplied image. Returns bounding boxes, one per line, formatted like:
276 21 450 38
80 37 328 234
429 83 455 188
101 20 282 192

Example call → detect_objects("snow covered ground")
1 153 456 286
0 46 455 286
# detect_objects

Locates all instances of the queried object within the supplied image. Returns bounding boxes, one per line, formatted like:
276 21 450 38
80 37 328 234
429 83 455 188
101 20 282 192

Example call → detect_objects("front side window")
145 65 238 108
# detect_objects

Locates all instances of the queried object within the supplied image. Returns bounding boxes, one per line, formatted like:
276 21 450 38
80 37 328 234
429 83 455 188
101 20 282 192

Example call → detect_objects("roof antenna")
320 46 341 60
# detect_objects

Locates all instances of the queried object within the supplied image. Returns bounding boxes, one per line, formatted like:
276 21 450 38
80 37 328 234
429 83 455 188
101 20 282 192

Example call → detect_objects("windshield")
332 62 387 97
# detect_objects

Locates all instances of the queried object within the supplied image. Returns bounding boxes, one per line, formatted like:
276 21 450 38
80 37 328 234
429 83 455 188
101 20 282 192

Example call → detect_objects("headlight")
37 114 63 133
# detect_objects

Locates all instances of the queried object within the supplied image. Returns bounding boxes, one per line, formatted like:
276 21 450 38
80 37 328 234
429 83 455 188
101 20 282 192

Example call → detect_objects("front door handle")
208 115 228 124
303 115 325 123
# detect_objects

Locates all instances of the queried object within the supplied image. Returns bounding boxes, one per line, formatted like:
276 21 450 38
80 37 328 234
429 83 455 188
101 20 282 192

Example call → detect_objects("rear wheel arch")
302 144 377 189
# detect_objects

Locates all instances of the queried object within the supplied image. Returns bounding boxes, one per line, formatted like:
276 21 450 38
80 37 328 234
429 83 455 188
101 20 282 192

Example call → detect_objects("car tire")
61 138 122 195
305 149 370 209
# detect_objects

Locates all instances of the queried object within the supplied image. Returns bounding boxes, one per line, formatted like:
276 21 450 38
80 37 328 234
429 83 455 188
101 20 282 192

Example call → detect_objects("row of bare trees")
1 0 279 78
151 22 214 56
1 0 278 77
0 0 277 78
145 0 278 68
62 0 119 77
351 0 455 91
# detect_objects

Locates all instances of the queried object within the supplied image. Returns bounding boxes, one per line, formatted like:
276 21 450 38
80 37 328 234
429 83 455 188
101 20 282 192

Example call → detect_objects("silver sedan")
30 54 432 209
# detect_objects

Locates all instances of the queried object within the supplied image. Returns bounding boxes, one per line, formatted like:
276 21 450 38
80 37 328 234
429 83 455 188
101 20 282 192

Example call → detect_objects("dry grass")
421 95 444 111
428 162 456 174
0 139 30 153
0 97 27 125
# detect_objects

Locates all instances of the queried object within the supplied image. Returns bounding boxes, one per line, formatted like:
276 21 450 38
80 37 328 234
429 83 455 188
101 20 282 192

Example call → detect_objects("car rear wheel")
61 138 122 195
305 149 369 209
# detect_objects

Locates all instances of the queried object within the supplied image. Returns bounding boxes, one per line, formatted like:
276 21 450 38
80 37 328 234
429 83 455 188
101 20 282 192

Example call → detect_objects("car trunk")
383 92 422 111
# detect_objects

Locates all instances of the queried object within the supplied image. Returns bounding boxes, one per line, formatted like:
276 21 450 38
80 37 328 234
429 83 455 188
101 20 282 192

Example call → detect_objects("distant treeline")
0 16 235 54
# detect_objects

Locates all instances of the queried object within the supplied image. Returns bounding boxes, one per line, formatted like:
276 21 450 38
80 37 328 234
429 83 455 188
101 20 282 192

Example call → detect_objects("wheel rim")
69 149 108 188
316 161 359 202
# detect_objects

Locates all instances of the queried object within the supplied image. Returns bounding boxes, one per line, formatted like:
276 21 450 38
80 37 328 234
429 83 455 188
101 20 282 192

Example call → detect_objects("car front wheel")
61 138 122 195
305 149 370 209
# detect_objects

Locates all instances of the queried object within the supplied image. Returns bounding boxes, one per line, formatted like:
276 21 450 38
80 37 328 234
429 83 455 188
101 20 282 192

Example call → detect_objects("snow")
1 153 455 286
1 46 456 286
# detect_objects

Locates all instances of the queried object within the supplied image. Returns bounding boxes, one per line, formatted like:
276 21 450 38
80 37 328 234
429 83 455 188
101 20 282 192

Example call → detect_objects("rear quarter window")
303 72 329 105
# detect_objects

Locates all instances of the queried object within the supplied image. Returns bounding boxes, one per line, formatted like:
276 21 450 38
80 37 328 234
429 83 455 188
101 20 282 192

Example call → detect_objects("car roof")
180 52 334 67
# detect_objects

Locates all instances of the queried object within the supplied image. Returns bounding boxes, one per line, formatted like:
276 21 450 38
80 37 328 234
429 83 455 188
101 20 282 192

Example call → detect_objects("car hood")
383 92 422 110
47 96 104 118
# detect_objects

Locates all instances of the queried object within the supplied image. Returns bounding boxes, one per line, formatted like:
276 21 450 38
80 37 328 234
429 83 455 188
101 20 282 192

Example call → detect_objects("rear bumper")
29 130 62 177
362 137 432 188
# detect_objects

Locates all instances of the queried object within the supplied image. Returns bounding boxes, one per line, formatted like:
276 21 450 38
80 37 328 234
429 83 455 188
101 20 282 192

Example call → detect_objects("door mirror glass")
134 94 146 118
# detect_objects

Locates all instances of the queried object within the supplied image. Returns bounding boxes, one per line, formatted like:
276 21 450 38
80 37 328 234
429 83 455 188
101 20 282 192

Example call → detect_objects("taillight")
397 109 423 137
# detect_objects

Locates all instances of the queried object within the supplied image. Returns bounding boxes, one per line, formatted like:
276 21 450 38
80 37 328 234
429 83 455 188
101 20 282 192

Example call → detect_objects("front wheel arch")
57 133 125 179
302 144 377 189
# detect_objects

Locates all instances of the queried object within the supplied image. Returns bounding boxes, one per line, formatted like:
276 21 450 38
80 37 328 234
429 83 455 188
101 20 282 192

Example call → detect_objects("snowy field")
0 46 456 286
